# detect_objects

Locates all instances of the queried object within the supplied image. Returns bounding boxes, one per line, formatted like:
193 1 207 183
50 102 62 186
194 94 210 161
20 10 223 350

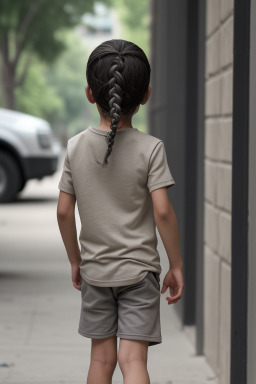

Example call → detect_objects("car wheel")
17 178 27 193
0 151 22 203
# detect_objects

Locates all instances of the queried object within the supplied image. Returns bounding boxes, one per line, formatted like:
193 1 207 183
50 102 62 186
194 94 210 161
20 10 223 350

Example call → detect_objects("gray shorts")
78 271 162 347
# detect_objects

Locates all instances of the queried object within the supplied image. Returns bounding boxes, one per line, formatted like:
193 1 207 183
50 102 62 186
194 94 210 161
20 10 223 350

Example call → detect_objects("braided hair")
86 39 151 167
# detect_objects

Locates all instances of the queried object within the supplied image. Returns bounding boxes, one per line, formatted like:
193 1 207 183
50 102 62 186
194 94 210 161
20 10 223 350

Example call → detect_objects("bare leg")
87 335 118 384
118 339 150 384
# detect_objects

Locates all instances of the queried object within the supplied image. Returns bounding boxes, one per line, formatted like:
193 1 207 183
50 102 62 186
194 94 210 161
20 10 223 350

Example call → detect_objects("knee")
118 349 147 371
90 336 117 371
91 355 117 371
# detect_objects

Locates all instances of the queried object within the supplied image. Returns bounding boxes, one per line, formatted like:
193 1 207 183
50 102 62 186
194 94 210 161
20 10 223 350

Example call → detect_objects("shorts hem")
116 332 162 345
78 329 162 345
78 328 117 339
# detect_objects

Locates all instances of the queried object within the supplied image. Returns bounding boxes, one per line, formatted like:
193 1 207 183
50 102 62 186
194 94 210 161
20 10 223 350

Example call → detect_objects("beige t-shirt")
58 126 175 287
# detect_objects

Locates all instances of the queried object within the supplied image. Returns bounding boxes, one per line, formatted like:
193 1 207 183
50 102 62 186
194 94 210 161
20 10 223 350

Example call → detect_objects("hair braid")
86 39 151 168
101 56 125 167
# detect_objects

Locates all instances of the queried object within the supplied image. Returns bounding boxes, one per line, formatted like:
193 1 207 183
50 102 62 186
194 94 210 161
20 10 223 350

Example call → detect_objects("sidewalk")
0 157 218 384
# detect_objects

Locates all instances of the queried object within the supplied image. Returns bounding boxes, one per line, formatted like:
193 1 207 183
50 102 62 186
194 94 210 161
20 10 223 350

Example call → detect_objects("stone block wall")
204 1 234 383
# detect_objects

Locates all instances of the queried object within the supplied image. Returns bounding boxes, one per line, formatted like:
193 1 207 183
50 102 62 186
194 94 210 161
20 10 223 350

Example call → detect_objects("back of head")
86 39 151 167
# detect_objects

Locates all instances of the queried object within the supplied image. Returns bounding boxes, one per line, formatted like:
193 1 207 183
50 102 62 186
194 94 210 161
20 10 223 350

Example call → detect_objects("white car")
0 108 62 203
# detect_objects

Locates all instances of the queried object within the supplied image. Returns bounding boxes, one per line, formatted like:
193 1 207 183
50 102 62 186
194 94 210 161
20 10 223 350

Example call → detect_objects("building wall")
204 0 233 383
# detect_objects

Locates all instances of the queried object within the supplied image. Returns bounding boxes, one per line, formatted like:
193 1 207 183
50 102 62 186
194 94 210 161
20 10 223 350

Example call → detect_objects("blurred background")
0 0 255 384
0 0 150 142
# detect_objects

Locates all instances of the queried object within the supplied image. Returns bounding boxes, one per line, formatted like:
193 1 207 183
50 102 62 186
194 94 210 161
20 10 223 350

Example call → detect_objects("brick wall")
204 1 233 383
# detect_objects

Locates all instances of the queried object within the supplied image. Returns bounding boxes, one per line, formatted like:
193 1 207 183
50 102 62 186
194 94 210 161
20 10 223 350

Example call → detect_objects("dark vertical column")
247 0 256 381
195 0 206 355
183 0 199 326
148 1 206 337
148 0 188 321
231 0 251 382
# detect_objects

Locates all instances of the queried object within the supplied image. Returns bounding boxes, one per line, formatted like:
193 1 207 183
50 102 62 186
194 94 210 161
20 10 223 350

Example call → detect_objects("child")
57 39 184 384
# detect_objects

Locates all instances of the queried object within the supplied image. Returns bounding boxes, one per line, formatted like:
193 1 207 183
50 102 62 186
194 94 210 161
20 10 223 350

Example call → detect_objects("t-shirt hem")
148 178 175 193
80 271 149 287
58 182 76 195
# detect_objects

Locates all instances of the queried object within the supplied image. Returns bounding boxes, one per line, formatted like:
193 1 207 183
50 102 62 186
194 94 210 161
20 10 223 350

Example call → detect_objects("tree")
15 55 64 120
44 30 91 137
0 0 110 109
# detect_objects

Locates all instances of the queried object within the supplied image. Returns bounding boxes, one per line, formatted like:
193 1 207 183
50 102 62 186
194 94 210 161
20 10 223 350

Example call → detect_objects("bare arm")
151 187 184 304
56 190 82 290
151 187 183 269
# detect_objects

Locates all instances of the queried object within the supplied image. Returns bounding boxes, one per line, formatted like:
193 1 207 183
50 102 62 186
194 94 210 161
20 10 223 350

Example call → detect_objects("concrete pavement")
0 150 218 384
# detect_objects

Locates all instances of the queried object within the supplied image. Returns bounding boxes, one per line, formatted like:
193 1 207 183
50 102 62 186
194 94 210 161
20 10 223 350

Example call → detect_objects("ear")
85 84 96 104
140 85 152 105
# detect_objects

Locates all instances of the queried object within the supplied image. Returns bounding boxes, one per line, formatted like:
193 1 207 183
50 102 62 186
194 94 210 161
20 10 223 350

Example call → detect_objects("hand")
71 263 81 291
161 267 184 304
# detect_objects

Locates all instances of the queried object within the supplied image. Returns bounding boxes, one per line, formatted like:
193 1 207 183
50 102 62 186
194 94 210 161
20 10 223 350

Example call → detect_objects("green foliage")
113 0 150 56
15 57 64 119
15 30 90 136
45 31 87 126
0 0 150 136
0 0 113 110
0 0 103 63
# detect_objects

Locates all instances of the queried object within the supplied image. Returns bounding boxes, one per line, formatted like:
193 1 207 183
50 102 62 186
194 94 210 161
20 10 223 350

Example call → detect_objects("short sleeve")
58 146 76 195
147 141 176 193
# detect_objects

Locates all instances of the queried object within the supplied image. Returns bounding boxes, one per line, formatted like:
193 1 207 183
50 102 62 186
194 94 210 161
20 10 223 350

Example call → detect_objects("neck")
96 104 135 131
98 116 133 131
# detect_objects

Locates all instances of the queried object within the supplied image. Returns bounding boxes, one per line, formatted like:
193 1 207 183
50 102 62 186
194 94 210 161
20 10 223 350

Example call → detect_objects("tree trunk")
1 62 16 110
